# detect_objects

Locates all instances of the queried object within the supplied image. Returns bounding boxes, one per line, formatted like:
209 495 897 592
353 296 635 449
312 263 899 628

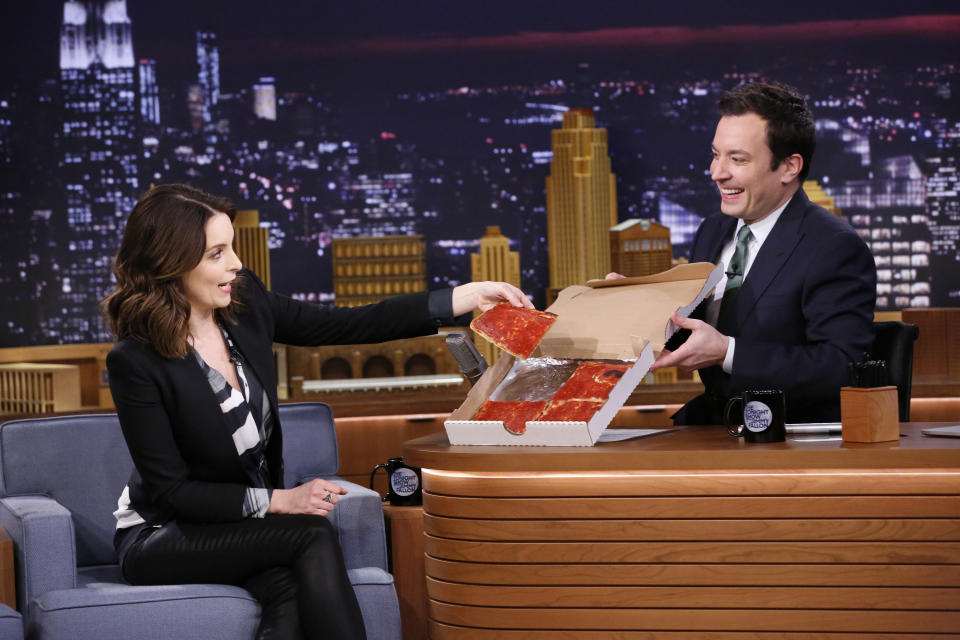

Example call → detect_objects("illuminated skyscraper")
926 155 960 305
196 30 220 124
138 59 159 125
470 226 520 365
187 83 206 133
0 93 12 166
545 108 617 289
833 158 933 311
58 0 140 342
331 172 418 237
0 91 30 346
253 77 277 121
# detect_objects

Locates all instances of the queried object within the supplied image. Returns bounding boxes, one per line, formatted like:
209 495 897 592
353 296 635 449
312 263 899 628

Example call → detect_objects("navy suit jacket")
674 189 877 425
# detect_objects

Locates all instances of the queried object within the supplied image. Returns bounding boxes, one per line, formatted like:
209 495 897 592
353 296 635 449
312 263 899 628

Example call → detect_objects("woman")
104 184 531 639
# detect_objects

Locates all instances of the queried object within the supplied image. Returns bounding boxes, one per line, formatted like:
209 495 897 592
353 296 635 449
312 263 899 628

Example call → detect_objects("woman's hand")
268 479 347 516
451 281 533 316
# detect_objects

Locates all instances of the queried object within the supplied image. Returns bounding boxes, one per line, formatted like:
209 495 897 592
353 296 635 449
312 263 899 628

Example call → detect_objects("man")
653 82 876 425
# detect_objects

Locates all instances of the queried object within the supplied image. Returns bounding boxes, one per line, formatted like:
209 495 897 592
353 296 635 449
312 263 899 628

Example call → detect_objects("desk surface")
408 423 960 638
404 423 960 472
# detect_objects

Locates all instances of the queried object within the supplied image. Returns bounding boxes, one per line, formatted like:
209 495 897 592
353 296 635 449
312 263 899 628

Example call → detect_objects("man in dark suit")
652 82 877 425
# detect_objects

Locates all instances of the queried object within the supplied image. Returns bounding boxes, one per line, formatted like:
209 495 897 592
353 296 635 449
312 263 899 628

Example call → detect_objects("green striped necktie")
717 225 753 334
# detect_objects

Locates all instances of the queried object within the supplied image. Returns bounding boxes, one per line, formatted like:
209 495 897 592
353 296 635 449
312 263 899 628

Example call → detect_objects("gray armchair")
0 402 400 640
0 605 20 640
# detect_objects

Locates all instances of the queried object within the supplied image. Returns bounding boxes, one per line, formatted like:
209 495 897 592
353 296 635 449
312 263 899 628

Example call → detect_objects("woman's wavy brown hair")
103 184 244 359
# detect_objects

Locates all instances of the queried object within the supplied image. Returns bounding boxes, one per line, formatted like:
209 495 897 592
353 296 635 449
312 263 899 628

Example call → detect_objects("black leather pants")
122 514 367 640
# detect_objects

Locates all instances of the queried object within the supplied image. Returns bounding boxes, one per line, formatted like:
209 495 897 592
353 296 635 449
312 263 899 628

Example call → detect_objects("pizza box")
445 262 723 446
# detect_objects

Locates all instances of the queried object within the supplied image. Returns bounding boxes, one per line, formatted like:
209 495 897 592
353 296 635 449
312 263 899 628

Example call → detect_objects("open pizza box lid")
444 262 723 446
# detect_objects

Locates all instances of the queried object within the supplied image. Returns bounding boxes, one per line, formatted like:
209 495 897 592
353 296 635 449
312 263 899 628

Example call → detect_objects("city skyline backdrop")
1 1 958 347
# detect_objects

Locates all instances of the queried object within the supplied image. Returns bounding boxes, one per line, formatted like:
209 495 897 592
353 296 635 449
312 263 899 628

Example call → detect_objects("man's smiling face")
710 112 798 223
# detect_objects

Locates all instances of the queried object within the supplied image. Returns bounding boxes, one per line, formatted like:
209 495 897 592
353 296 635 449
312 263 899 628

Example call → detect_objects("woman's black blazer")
107 270 447 525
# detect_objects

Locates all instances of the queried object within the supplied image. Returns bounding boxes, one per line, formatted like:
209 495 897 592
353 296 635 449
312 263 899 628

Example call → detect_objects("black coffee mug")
724 390 786 443
369 457 422 506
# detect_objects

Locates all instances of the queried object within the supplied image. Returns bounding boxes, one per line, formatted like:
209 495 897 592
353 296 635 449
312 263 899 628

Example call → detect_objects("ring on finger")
323 491 334 503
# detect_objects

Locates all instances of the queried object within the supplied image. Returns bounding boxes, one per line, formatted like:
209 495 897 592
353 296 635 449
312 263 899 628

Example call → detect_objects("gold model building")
332 235 427 307
803 180 841 217
610 218 673 277
470 226 521 365
545 108 618 289
234 209 271 289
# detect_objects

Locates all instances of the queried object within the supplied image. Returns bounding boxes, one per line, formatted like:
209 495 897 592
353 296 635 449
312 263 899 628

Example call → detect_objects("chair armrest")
0 603 22 640
327 479 389 571
0 496 77 611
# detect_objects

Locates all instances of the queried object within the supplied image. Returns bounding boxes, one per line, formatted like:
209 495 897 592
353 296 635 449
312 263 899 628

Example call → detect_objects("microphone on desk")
445 332 488 387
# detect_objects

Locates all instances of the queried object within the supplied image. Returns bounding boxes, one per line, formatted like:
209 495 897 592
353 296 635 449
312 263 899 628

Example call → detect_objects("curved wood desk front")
404 424 960 640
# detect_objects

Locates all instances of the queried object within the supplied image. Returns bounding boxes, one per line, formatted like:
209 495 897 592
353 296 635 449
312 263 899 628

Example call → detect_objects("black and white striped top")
114 325 275 529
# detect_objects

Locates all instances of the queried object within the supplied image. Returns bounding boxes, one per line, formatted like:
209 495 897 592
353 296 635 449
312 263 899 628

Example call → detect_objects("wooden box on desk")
840 385 899 443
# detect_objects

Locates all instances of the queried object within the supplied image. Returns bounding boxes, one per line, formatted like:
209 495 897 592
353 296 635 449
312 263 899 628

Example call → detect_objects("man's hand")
452 281 533 315
651 312 729 373
268 479 347 517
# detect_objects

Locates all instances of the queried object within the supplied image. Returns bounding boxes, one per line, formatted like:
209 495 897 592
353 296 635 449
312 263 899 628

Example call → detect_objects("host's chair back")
870 321 920 422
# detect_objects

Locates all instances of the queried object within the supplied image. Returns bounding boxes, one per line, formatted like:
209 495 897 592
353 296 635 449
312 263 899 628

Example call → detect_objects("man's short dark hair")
717 82 815 181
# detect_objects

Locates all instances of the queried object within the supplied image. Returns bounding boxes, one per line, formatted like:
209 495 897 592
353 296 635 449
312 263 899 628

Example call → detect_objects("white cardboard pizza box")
444 262 723 446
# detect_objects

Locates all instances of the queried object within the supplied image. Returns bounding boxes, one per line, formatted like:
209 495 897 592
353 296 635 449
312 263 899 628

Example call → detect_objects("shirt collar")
735 194 793 246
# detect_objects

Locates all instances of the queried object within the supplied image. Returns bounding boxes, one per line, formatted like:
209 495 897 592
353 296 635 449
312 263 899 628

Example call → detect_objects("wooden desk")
0 525 14 610
913 374 960 398
404 424 960 639
383 505 427 640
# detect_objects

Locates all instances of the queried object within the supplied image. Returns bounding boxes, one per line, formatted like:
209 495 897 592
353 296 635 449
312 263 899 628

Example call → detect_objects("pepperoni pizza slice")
538 399 606 423
470 303 557 359
472 400 547 435
551 361 631 403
